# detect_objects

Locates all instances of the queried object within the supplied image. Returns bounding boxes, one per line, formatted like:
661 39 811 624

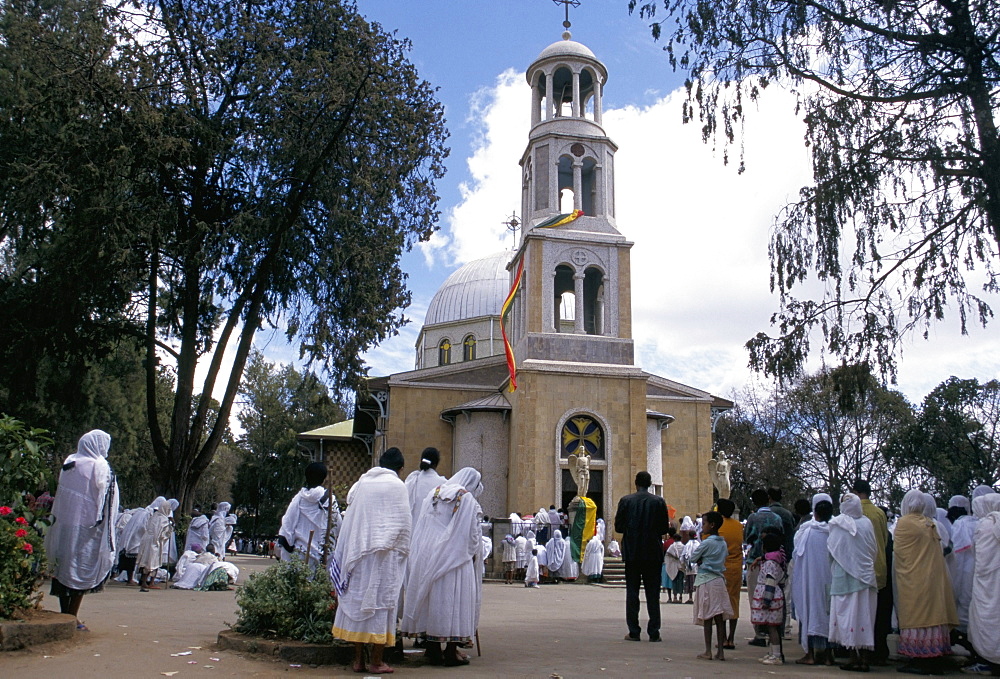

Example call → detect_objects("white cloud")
369 68 1000 404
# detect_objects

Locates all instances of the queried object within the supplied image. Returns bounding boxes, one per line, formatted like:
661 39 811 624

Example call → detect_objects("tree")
713 384 806 517
0 0 448 510
231 350 346 536
887 376 1000 499
630 0 1000 382
780 364 914 503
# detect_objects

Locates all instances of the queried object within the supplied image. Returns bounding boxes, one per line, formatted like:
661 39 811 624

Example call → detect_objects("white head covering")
447 467 483 498
535 508 551 525
794 493 833 559
680 515 695 532
546 528 567 571
921 492 937 518
949 495 971 512
973 493 1000 517
168 498 179 512
973 485 996 500
901 489 926 516
827 493 876 587
216 501 231 517
812 493 833 511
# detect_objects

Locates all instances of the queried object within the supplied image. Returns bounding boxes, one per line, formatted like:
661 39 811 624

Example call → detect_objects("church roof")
298 419 354 439
536 38 597 61
423 251 511 326
441 392 512 417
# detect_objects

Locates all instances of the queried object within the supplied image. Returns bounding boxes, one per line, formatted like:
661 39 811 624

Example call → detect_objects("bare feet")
697 652 714 660
367 663 394 673
797 654 817 665
351 661 367 673
715 652 726 661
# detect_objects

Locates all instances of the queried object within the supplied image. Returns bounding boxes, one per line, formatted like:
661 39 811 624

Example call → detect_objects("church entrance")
561 468 603 520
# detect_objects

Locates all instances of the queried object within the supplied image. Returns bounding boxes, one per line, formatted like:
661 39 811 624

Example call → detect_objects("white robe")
792 518 832 648
330 467 411 646
970 494 1000 663
401 469 483 642
581 536 604 576
950 514 977 630
525 555 539 583
547 529 567 573
555 536 578 579
45 430 120 591
278 486 341 565
404 468 446 523
136 500 172 572
208 502 231 552
514 535 528 568
184 515 210 553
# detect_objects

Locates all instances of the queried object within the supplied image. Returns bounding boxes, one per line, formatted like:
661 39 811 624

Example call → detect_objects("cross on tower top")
552 0 581 35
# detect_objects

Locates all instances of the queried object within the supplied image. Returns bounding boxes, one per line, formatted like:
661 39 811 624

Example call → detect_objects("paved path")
1 556 922 677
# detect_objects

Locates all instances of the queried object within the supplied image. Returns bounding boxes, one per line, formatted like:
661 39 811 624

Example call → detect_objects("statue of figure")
568 443 591 498
707 452 731 499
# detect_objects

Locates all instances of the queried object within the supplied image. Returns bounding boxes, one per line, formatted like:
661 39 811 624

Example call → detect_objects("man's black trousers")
624 559 662 639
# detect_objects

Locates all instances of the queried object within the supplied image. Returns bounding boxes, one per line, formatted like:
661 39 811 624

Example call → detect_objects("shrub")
0 505 46 619
232 559 337 643
0 415 54 508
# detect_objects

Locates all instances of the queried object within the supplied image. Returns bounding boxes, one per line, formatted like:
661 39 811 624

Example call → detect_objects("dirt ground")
1 554 923 678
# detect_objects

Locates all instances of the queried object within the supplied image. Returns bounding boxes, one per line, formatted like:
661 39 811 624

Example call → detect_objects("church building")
322 32 731 524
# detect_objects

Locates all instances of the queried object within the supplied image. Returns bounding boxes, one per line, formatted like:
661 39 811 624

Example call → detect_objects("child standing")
524 548 540 588
689 511 734 661
750 532 787 665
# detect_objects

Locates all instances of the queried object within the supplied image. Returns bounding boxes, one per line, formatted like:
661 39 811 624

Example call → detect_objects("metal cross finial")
553 0 581 30
503 212 521 248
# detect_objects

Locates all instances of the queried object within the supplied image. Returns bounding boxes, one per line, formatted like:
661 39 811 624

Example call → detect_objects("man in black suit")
614 471 671 642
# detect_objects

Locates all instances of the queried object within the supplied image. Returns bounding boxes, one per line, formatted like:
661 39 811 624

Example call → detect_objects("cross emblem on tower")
553 0 581 30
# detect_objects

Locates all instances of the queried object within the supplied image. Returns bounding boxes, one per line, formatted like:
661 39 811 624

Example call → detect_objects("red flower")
0 506 11 516
15 528 28 538
15 517 27 525
22 542 33 553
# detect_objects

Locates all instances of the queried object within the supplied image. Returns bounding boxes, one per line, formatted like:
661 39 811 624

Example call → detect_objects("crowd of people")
614 474 1000 675
41 429 1000 676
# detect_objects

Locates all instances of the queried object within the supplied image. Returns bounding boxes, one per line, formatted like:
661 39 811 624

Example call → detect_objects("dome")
424 252 511 326
535 38 597 62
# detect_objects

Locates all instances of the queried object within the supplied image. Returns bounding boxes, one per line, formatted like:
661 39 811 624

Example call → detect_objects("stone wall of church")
506 366 649 522
649 395 715 519
453 411 509 521
383 385 494 479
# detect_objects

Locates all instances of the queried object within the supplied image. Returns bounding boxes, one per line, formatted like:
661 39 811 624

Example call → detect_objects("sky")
259 0 1000 409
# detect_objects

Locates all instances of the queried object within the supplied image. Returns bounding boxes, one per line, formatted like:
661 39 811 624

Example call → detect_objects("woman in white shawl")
278 461 341 566
45 430 120 624
136 497 172 591
582 535 605 579
184 506 210 553
404 447 446 523
556 531 578 580
534 506 551 545
827 492 878 672
209 502 230 557
969 493 1000 669
948 493 976 633
791 494 834 665
401 467 483 667
547 528 567 576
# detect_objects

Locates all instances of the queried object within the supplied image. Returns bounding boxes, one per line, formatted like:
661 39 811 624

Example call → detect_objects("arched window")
561 414 605 459
554 264 575 332
438 338 451 366
462 335 476 361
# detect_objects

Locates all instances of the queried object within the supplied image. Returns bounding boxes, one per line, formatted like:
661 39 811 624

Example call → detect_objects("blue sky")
249 0 1000 408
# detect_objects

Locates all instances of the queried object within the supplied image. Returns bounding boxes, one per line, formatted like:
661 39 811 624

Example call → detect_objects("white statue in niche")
568 443 591 498
707 452 732 499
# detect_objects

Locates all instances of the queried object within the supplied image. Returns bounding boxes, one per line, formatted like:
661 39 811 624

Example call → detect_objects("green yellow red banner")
500 210 584 392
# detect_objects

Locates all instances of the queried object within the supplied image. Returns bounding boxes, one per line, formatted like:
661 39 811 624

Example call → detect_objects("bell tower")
509 32 635 367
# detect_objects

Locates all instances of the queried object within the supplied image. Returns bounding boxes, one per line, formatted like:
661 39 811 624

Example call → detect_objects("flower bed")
0 505 46 619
